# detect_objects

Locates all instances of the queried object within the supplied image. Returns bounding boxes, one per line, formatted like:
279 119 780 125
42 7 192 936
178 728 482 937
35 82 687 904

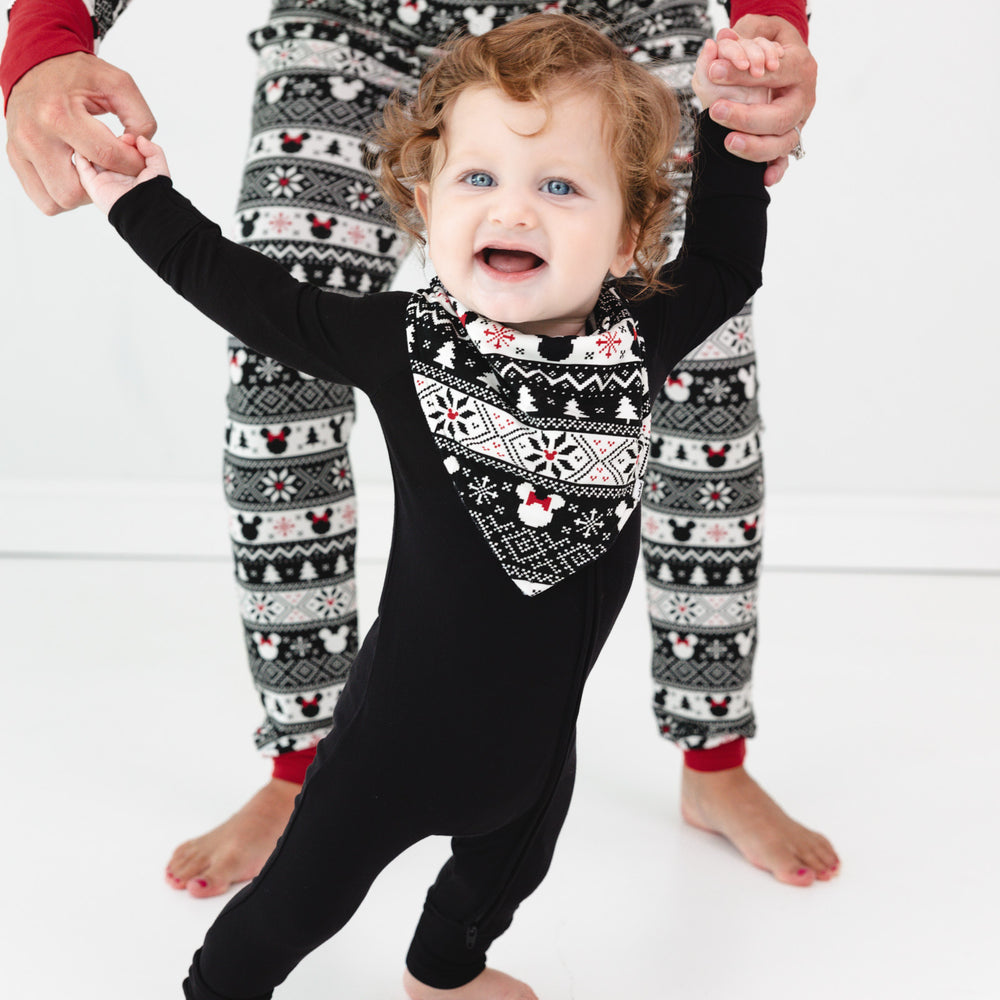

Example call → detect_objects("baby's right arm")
75 139 389 391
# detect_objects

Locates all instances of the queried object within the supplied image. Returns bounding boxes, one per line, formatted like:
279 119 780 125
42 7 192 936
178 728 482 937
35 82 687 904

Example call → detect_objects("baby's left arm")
692 28 783 110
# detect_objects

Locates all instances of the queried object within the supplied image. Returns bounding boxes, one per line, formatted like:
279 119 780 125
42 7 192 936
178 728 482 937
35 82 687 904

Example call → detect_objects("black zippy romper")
107 114 766 999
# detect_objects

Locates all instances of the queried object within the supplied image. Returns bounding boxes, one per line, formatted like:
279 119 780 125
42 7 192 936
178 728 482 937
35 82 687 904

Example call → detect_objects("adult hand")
709 15 817 186
6 51 157 214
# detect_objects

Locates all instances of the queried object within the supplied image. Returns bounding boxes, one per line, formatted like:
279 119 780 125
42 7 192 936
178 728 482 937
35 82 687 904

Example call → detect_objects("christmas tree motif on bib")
406 279 650 595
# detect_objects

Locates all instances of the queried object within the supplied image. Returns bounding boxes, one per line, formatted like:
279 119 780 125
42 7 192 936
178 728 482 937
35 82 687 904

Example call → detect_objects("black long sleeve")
630 112 769 382
108 176 411 394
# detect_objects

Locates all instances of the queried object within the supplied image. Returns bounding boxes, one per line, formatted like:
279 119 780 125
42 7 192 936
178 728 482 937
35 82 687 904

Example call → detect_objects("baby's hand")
692 28 783 110
74 133 170 215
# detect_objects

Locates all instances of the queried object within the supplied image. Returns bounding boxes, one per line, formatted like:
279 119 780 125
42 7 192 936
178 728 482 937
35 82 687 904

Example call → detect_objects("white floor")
1 555 997 1000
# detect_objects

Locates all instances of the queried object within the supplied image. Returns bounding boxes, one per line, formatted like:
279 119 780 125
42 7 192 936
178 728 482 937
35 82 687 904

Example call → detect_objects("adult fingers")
100 70 158 140
720 125 802 166
6 145 74 214
710 95 805 140
7 137 90 213
65 114 148 176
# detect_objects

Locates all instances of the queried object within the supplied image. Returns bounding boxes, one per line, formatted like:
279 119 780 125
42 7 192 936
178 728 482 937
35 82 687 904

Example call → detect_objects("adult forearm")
1 0 95 111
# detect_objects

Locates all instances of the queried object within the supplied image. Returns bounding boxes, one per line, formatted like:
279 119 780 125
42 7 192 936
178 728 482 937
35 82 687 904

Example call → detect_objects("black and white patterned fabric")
92 0 763 756
89 0 132 39
407 279 649 595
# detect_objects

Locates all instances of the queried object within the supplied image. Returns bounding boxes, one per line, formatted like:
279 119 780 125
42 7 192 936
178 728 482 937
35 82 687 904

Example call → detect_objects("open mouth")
478 247 546 274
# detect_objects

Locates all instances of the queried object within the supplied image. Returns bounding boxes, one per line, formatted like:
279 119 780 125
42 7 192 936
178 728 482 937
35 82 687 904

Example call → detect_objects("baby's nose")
489 191 537 229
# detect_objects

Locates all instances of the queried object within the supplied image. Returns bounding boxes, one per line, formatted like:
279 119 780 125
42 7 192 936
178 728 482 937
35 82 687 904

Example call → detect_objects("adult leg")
636 0 839 884
167 7 416 897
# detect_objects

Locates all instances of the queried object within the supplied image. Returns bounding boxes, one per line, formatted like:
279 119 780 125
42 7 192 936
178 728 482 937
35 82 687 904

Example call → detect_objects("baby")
76 15 776 1000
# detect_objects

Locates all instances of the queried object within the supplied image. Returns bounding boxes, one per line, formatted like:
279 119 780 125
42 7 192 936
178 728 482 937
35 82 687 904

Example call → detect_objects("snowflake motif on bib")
428 390 476 436
573 509 607 540
466 474 499 506
482 323 516 351
524 431 579 479
596 328 623 359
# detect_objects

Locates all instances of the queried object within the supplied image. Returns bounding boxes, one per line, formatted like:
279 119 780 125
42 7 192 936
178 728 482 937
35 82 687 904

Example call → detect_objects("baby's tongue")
487 249 540 273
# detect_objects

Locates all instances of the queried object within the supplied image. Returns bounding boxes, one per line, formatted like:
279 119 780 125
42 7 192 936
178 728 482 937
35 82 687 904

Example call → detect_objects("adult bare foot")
164 777 300 898
681 765 840 887
403 967 538 1000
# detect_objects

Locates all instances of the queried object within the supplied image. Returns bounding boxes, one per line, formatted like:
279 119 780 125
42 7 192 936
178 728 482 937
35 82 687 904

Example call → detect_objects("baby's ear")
609 224 639 278
415 184 431 227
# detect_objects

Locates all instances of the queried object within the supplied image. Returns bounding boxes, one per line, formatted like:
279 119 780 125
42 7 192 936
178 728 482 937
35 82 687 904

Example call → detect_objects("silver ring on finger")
790 124 805 160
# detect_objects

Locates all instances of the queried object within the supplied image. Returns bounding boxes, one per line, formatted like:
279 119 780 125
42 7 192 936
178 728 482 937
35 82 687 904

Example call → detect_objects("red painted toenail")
797 868 808 876
196 880 208 888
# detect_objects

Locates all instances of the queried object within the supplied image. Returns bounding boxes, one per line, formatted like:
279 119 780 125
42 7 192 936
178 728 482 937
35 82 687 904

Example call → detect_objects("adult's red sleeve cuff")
1 0 95 112
271 747 317 785
684 737 746 772
730 1 809 43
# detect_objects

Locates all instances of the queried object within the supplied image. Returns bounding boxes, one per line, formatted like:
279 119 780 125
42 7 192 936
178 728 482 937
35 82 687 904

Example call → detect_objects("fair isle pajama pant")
228 0 760 772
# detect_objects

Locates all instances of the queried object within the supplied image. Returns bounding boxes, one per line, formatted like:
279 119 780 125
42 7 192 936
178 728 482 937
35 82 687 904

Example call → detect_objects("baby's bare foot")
681 765 840 886
403 967 538 1000
164 778 299 898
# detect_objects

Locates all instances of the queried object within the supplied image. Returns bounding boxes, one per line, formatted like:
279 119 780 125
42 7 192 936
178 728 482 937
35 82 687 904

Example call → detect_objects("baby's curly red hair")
374 13 681 298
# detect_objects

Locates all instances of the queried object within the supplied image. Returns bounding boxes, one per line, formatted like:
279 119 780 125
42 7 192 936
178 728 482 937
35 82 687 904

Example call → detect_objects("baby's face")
415 84 636 339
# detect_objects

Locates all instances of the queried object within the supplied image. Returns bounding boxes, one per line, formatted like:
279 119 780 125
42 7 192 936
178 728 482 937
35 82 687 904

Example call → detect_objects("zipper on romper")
464 568 601 948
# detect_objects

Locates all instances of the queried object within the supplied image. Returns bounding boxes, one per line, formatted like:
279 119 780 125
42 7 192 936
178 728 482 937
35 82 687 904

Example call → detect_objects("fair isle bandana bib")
406 279 651 596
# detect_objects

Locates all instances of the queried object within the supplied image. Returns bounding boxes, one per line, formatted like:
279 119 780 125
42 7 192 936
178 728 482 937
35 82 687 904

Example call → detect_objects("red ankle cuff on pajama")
271 747 316 785
1 0 94 111
731 0 809 42
684 737 746 772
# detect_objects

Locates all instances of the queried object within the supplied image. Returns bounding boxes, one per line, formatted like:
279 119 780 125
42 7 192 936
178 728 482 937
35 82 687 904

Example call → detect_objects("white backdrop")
1 0 998 569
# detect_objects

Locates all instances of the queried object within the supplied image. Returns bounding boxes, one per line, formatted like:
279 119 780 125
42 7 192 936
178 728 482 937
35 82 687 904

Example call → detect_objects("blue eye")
544 179 574 196
465 171 494 187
